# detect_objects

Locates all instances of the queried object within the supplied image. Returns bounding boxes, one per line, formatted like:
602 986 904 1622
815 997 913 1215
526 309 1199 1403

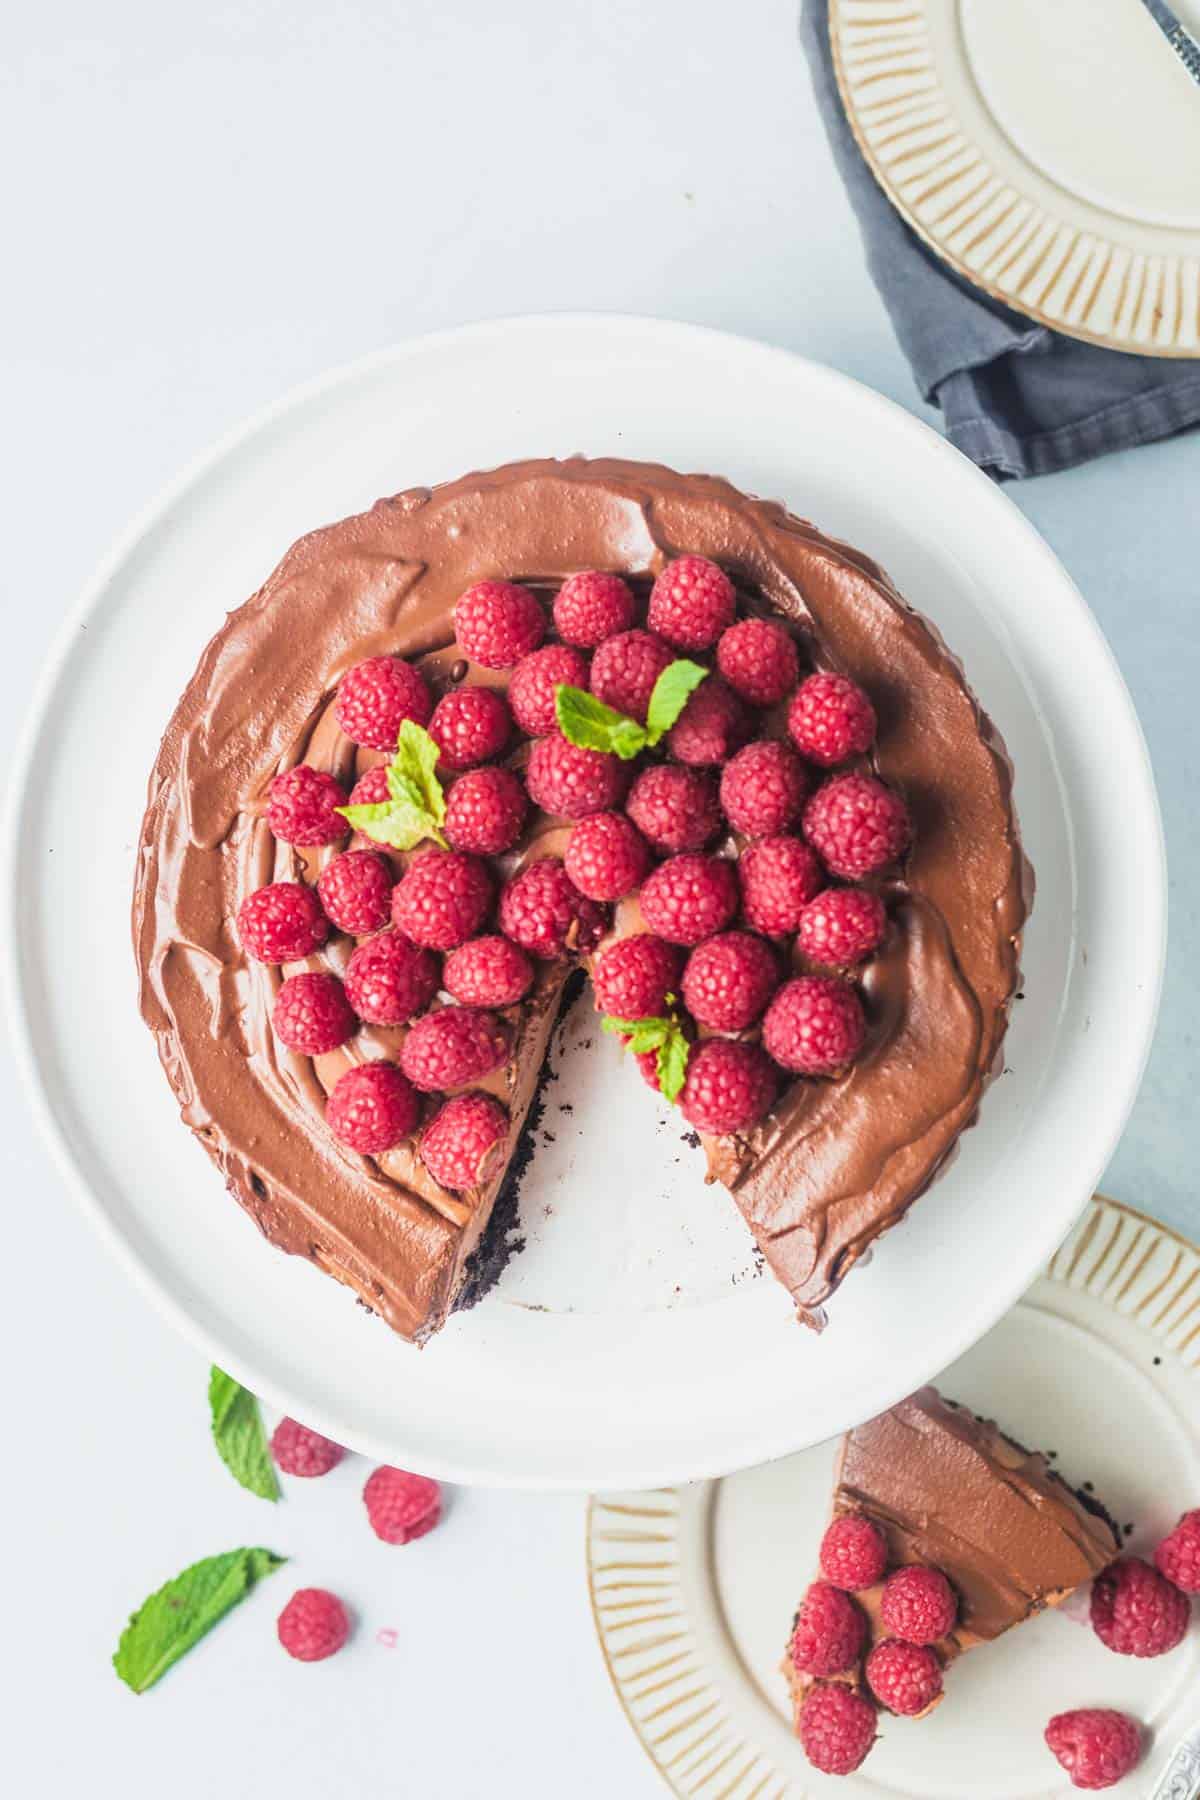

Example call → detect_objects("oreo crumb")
681 1130 700 1149
1083 1480 1094 1492
542 1131 556 1144
559 1102 574 1114
1153 1356 1162 1366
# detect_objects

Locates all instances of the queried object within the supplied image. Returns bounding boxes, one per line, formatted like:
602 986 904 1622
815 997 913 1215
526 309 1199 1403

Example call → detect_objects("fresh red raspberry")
270 1417 345 1478
819 1514 889 1591
879 1565 958 1645
443 935 533 1007
326 1061 420 1153
317 849 393 935
525 732 628 819
591 933 683 1019
499 858 608 958
363 1465 442 1544
715 617 800 706
679 1037 775 1134
626 764 721 853
590 629 675 723
508 644 590 737
788 671 876 767
419 1092 510 1190
454 579 545 669
865 1640 943 1716
798 888 887 968
804 774 910 879
1045 1708 1143 1791
634 1046 668 1093
336 656 432 750
265 765 349 846
1090 1557 1191 1657
277 1588 350 1662
346 765 390 807
737 835 823 935
681 931 778 1031
444 766 528 855
399 1005 511 1093
1155 1509 1200 1592
797 1684 877 1777
428 685 511 770
762 975 866 1076
790 1581 868 1677
564 811 652 901
391 849 493 950
639 853 739 946
273 972 357 1054
648 554 736 650
667 675 752 766
237 881 330 964
553 570 636 647
720 740 811 838
344 930 438 1026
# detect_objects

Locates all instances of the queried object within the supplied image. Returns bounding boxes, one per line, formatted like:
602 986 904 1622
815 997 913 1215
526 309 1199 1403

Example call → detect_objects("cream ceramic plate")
589 1196 1200 1797
831 0 1200 354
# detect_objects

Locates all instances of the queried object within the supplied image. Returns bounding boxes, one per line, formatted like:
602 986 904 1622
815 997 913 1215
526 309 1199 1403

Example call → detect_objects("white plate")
588 1196 1200 1797
5 315 1164 1489
831 0 1200 354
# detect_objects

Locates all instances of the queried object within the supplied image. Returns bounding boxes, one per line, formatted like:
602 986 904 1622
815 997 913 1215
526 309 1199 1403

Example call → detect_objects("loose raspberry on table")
797 1683 877 1777
270 1417 345 1478
591 933 683 1019
681 931 778 1032
273 972 358 1055
336 656 432 750
798 888 887 968
399 1005 511 1093
865 1639 943 1716
788 671 877 767
737 835 823 936
454 579 545 669
346 765 390 807
1090 1556 1190 1657
1045 1708 1143 1791
564 811 652 901
1155 1508 1200 1592
363 1465 442 1544
391 849 493 950
508 644 591 737
626 763 721 853
762 975 866 1077
553 570 636 647
428 685 511 769
326 1061 420 1154
716 616 800 706
720 740 811 838
266 765 349 846
789 1580 868 1677
237 881 330 964
819 1514 889 1591
419 1092 510 1191
499 858 608 958
648 554 736 650
679 1037 775 1134
804 773 910 880
525 732 628 819
639 853 738 946
443 935 533 1008
317 849 394 935
667 675 752 765
590 629 676 723
277 1588 350 1662
879 1564 958 1645
344 930 438 1026
444 766 528 855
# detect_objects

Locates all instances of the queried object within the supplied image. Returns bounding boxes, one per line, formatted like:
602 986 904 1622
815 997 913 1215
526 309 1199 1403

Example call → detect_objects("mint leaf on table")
113 1547 286 1694
208 1367 279 1502
601 1012 690 1102
643 660 709 746
337 718 448 849
554 685 650 761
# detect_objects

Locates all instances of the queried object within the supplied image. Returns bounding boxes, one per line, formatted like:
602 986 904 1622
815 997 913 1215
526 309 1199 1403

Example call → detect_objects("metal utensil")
1139 0 1200 85
1149 1720 1200 1800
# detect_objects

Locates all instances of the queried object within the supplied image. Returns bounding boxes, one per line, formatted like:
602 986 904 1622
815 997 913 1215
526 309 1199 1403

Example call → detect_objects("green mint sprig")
555 659 709 761
208 1367 279 1502
602 1007 690 1102
113 1547 286 1694
337 718 447 850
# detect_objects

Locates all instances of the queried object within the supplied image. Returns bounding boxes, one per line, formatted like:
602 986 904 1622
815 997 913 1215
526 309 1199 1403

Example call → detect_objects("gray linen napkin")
800 0 1200 478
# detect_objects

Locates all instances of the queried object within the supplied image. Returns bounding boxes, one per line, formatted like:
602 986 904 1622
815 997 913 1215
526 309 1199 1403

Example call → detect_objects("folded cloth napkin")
800 0 1200 478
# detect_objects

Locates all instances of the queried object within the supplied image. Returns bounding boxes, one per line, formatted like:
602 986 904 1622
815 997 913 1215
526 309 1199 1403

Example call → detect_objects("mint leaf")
602 1011 690 1101
554 686 649 761
209 1367 279 1502
656 1031 690 1102
113 1547 286 1693
645 661 709 746
337 719 447 849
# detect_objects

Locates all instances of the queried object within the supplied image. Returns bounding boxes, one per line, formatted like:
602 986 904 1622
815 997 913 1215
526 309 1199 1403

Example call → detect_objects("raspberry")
626 764 721 853
798 888 887 968
679 1037 775 1134
634 1046 668 1093
391 849 492 950
1155 1508 1200 1592
763 975 866 1077
720 740 811 838
270 1417 345 1478
326 1061 419 1154
237 882 329 964
363 1465 442 1544
716 617 800 706
347 765 390 807
344 930 438 1026
879 1565 958 1645
444 766 528 855
428 685 511 769
399 1005 511 1092
865 1640 943 1716
508 644 590 737
591 933 682 1019
788 672 876 767
648 555 735 650
819 1514 889 1591
336 656 432 750
443 935 533 1008
499 858 607 958
525 733 628 819
317 849 394 935
554 570 636 647
277 1588 350 1662
804 773 910 879
564 811 652 901
639 853 738 946
273 972 357 1054
420 1092 510 1190
266 765 349 846
1045 1709 1143 1791
590 629 675 723
667 675 752 765
681 931 778 1031
796 1684 876 1777
737 835 823 935
454 579 545 669
1090 1556 1191 1657
790 1581 868 1677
